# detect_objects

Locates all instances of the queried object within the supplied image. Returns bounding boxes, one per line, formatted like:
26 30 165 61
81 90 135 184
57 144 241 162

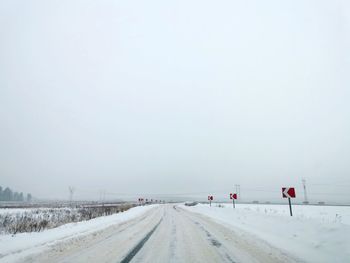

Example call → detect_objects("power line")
71 186 350 200
308 183 350 188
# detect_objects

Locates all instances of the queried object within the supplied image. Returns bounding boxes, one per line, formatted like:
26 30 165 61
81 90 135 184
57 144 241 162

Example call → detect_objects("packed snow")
181 203 350 262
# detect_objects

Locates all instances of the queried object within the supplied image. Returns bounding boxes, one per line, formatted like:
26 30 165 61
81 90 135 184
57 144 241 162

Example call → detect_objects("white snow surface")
1 203 349 262
0 205 157 262
181 203 350 262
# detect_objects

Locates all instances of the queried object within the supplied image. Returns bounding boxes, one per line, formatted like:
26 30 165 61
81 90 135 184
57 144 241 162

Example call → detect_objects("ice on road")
1 204 298 263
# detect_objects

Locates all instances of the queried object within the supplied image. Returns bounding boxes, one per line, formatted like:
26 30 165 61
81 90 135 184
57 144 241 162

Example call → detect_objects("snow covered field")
0 203 349 262
0 204 135 234
182 203 350 262
0 205 157 262
0 204 297 263
208 203 350 224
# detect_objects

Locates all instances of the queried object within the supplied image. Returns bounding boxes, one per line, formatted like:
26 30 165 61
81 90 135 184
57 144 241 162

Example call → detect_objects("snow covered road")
127 205 297 263
1 204 299 263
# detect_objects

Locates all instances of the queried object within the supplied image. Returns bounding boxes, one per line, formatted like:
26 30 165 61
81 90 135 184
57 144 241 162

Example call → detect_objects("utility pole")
235 184 241 201
68 186 75 206
103 190 106 206
302 179 309 204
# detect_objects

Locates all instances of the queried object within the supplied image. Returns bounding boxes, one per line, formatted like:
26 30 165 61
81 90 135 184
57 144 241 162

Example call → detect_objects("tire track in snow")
177 207 237 263
192 220 236 263
169 216 177 259
179 206 299 263
119 218 163 263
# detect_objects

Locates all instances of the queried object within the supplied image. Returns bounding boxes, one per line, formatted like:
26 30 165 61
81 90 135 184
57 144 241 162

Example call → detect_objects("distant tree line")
0 186 32 202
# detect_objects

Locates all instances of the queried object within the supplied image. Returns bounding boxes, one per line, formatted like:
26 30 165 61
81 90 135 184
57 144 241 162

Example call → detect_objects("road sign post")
288 197 293 216
208 195 213 207
230 193 237 208
282 187 296 216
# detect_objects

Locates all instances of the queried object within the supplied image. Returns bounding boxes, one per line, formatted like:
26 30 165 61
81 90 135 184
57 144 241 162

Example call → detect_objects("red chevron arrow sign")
230 193 237 200
282 187 296 198
230 193 237 209
208 195 213 207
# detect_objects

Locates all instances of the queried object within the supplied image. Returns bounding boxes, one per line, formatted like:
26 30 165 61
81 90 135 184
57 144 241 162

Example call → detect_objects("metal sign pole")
288 197 293 216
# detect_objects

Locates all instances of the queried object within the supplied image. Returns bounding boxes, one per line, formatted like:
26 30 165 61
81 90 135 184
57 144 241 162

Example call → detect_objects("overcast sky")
1 0 349 203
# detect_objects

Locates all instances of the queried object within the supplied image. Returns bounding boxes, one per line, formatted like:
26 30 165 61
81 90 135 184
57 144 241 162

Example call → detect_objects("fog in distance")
1 1 349 203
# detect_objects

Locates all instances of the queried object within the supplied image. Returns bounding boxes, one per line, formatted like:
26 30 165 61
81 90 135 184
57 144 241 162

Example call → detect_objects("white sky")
0 0 349 203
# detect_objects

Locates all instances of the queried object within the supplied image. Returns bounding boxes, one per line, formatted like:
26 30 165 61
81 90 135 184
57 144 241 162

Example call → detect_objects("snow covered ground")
0 204 136 235
1 203 349 262
0 204 299 263
0 205 157 262
181 203 350 262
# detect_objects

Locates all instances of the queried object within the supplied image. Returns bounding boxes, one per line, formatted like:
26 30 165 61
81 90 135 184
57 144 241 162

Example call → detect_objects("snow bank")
182 203 350 262
0 205 157 262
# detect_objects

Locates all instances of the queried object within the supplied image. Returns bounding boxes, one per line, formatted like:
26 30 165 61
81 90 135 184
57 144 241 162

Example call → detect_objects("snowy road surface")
3 205 298 263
